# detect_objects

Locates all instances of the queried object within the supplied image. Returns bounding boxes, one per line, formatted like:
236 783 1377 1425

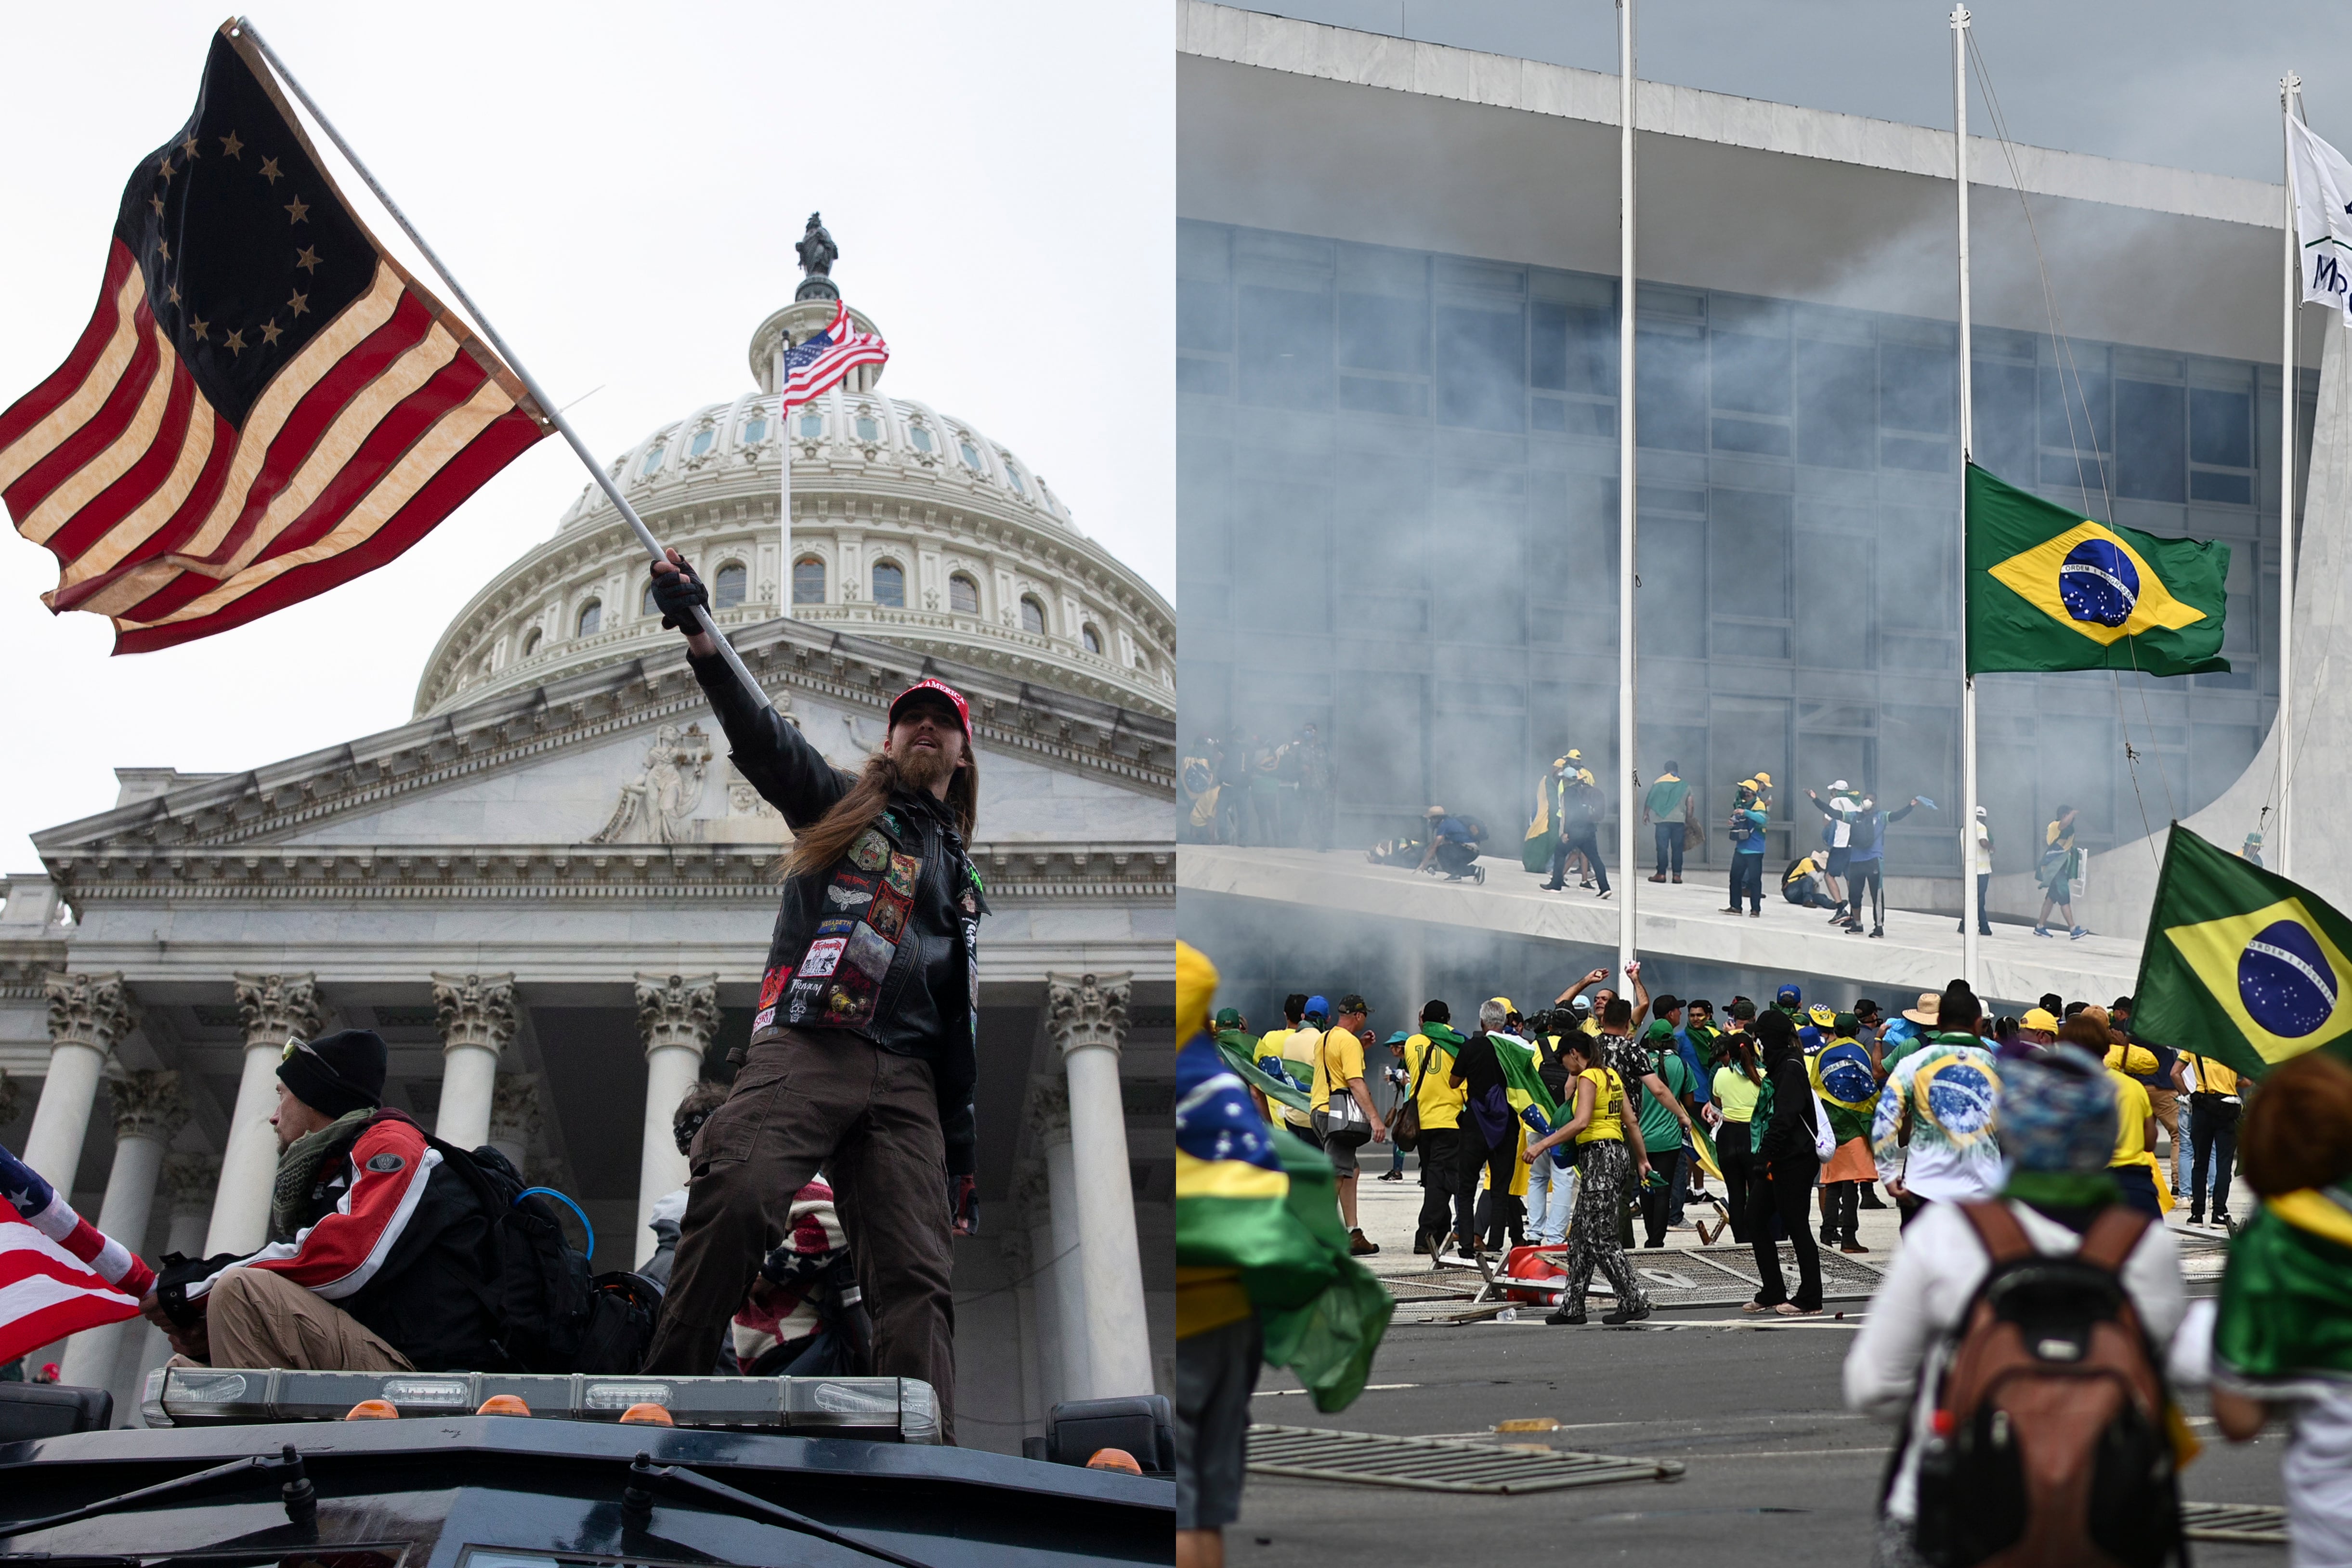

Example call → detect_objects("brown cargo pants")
640 1029 957 1442
203 1267 414 1372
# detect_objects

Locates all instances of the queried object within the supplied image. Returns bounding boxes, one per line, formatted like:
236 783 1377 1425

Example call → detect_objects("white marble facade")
0 303 1176 1449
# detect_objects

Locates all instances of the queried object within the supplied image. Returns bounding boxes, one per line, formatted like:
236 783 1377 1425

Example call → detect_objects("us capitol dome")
414 296 1175 720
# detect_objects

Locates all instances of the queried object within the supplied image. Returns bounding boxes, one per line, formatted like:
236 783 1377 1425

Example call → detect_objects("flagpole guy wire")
1616 0 1639 981
1953 5 1980 990
231 18 772 712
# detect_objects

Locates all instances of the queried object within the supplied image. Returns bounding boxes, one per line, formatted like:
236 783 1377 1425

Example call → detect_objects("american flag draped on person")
0 23 548 652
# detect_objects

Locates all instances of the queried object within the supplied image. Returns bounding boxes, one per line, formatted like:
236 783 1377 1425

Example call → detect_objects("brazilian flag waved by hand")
1176 945 1393 1411
2130 824 2352 1081
1965 463 2230 677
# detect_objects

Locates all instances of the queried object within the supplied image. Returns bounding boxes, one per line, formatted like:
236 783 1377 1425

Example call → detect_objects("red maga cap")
890 678 971 739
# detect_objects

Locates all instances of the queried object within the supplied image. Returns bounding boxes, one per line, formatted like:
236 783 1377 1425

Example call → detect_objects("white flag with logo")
2288 117 2352 321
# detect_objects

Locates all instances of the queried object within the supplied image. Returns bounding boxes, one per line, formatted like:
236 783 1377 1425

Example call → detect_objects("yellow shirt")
1311 1027 1366 1114
1176 1267 1253 1339
1574 1066 1627 1144
1405 1033 1466 1130
1711 1065 1762 1122
1275 1027 1319 1128
2108 1069 2153 1164
2184 1055 2241 1098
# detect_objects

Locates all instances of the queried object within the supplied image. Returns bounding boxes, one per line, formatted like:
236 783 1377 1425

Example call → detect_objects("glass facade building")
1178 218 2311 881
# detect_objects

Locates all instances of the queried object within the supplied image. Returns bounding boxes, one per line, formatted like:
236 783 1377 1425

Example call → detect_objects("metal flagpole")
233 18 771 709
1617 0 1639 980
2279 73 2303 878
1954 6 1980 988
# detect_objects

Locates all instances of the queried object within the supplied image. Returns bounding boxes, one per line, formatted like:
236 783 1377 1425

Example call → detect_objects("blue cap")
1385 1030 1411 1044
1776 984 1802 1006
1304 994 1330 1021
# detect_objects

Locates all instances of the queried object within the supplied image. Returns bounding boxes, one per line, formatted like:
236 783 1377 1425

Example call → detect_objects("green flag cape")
1176 1034 1394 1411
1964 462 2230 677
2130 823 2352 1082
2213 1185 2352 1393
1643 777 1691 821
1215 1029 1312 1113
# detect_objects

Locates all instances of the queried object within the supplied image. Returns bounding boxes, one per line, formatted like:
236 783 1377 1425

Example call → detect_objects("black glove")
949 1173 979 1237
650 555 709 633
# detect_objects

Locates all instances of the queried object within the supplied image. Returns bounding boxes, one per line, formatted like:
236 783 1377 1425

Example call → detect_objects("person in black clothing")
639 551 982 1442
1745 1009 1825 1315
1446 1000 1522 1259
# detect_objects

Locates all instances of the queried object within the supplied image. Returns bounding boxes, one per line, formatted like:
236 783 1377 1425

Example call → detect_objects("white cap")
1830 779 1849 791
1974 805 1987 819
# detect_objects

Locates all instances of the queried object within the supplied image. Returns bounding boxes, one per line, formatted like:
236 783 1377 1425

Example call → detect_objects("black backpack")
432 1140 659 1375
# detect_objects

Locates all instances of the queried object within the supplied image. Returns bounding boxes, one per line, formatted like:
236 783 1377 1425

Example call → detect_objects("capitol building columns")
1047 971 1154 1399
635 974 719 1262
1029 1082 1094 1404
24 972 134 1188
59 1069 188 1387
208 973 322 1255
431 974 517 1153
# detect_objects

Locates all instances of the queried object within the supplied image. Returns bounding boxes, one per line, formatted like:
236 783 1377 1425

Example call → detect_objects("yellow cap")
1753 772 1773 787
1490 996 1516 1014
2021 1008 2059 1033
1566 749 1581 759
1808 1005 1836 1027
1177 941 1218 1044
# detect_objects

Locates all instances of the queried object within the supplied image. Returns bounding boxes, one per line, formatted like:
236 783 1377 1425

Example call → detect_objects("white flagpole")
1617 0 1639 980
233 19 770 708
2279 73 2303 877
1954 6 1980 986
778 348 794 617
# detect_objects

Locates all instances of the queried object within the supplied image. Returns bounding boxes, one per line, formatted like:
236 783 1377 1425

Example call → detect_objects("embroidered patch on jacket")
959 889 977 915
849 829 891 871
758 966 790 1007
846 923 896 981
364 1152 407 1175
868 884 913 941
823 972 877 1025
816 916 855 938
885 851 919 899
825 874 875 911
753 1006 777 1032
801 937 848 978
786 977 825 1022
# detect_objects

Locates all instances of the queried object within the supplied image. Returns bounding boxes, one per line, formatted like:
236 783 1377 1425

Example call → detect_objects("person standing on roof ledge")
638 550 983 1443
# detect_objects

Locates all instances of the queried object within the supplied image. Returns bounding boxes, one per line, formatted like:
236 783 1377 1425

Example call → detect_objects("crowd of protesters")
1190 953 2352 1568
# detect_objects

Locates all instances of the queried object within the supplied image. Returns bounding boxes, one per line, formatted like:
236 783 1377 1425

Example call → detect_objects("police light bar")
143 1368 940 1443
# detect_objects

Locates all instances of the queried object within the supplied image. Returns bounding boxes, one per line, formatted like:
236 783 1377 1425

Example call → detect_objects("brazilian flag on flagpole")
2130 824 2352 1081
1965 463 2231 677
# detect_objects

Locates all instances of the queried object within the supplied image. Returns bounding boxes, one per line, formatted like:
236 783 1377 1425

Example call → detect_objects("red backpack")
1910 1203 2185 1568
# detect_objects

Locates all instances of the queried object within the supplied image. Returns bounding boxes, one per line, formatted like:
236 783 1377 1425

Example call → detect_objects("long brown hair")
784 746 980 879
2239 1050 2352 1197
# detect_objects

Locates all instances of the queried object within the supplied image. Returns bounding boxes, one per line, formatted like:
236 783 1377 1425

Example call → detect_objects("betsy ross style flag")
1965 462 2230 677
0 26 547 653
1 1142 154 1364
2130 823 2352 1083
778 299 888 410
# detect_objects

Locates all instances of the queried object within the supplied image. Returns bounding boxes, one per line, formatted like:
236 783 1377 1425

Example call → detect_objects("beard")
895 740 954 795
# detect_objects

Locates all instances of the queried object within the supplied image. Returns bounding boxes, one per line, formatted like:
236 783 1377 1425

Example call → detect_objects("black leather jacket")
689 654 983 1174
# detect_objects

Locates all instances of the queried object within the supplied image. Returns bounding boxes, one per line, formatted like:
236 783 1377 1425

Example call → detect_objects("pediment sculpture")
590 723 713 845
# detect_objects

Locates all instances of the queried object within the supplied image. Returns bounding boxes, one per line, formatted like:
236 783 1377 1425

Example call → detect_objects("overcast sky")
1252 1 2352 175
0 2 1170 870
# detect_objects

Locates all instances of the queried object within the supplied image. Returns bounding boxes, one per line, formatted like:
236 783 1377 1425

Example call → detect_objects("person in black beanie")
140 1027 505 1373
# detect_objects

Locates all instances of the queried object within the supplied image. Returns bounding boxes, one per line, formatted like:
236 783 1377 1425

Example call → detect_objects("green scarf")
2001 1170 2120 1213
2214 1184 2352 1390
269 1107 378 1242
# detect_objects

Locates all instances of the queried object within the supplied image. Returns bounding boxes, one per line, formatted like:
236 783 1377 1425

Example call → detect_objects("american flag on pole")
1 1144 153 1365
0 24 548 653
778 299 889 409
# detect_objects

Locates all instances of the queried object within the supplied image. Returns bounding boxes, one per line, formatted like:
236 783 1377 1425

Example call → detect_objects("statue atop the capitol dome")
794 212 840 301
